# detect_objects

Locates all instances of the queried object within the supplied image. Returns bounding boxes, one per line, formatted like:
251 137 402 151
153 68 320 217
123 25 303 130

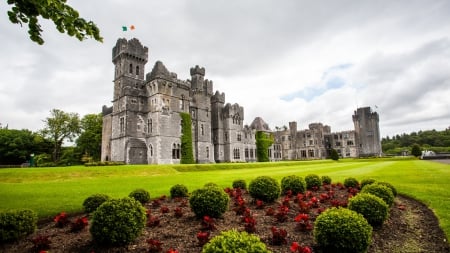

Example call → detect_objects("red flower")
294 213 309 222
166 249 179 253
290 242 312 253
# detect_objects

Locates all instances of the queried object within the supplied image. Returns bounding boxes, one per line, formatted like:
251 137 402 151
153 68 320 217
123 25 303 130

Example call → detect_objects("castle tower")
352 107 381 157
109 38 149 163
211 91 226 162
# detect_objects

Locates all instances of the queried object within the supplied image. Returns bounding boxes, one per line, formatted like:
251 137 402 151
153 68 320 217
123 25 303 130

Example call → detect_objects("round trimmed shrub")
314 207 372 253
360 184 395 206
375 182 397 197
305 174 321 189
90 197 147 245
189 187 229 218
170 184 189 198
204 182 220 188
344 177 359 188
248 176 280 202
0 209 37 242
83 194 110 213
232 179 247 190
281 175 306 195
360 178 376 189
202 230 270 253
321 175 332 185
128 188 150 204
348 193 389 226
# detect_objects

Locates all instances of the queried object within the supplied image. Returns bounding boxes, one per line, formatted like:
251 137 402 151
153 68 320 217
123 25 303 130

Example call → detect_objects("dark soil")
1 186 449 253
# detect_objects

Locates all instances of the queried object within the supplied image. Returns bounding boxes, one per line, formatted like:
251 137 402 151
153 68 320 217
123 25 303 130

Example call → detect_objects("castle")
101 38 381 164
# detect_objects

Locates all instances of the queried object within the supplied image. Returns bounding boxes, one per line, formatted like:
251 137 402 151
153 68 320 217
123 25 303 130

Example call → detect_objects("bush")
170 184 189 198
90 197 147 245
202 230 270 253
321 175 332 185
314 207 372 253
344 177 359 188
189 187 229 218
248 176 280 202
204 182 220 188
83 194 110 213
0 209 37 242
128 189 151 204
360 184 395 206
232 179 247 190
281 175 306 195
375 182 397 197
305 174 321 190
348 193 389 226
360 179 376 189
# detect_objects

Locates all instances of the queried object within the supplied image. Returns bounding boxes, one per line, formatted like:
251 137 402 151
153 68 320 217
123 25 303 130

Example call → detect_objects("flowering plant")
275 205 289 222
54 212 69 227
147 238 163 252
270 226 288 245
31 235 51 251
201 215 216 231
290 242 312 253
70 216 88 232
197 231 210 246
294 213 312 231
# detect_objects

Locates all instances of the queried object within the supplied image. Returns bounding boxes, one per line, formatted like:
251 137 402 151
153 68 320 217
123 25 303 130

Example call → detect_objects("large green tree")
0 128 52 165
6 0 102 45
76 113 102 161
41 109 80 163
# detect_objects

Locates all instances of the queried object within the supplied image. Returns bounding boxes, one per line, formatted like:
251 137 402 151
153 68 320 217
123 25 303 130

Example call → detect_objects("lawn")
0 158 448 239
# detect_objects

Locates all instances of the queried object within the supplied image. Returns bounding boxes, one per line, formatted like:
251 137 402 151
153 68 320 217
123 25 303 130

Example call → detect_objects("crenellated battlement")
190 65 205 76
112 38 148 63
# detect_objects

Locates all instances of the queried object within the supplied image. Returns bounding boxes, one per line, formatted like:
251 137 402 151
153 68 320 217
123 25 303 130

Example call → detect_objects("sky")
1 0 450 138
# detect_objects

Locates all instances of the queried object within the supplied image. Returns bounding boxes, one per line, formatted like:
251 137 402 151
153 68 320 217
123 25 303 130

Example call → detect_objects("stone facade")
101 38 381 164
101 38 257 164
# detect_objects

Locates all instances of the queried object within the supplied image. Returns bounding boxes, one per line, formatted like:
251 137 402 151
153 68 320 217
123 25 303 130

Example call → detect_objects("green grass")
0 159 449 240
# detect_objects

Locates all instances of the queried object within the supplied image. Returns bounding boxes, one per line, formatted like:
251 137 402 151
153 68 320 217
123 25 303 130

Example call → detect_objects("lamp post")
30 153 35 167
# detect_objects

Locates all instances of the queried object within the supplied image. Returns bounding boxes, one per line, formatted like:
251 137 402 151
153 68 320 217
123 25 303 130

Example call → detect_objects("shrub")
314 207 372 253
232 179 247 190
321 175 332 185
202 230 270 253
305 174 321 190
129 188 151 204
360 179 376 189
83 194 110 213
90 197 147 245
360 184 395 206
344 177 359 188
375 182 397 197
248 176 280 202
170 184 189 198
189 187 229 218
0 209 37 242
281 175 306 195
348 193 389 226
204 182 220 188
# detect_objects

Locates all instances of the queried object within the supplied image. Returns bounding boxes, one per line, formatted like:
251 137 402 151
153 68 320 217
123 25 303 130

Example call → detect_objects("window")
309 140 313 145
172 143 180 159
224 132 228 141
308 149 315 157
268 149 272 158
147 119 152 133
237 133 242 141
245 148 249 158
250 149 254 158
129 63 133 74
233 148 240 159
136 65 139 75
335 141 341 146
206 147 209 159
120 117 125 133
347 140 354 146
301 150 307 158
149 145 153 157
201 124 204 136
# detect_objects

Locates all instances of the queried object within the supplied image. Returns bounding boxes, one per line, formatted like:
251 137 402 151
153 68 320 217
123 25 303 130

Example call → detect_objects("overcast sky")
1 1 449 137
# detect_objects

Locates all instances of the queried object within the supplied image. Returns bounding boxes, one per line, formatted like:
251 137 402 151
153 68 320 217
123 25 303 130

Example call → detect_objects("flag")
122 25 135 31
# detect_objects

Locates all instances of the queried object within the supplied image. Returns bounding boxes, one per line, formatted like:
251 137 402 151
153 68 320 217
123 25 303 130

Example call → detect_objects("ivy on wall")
180 112 195 164
255 131 274 162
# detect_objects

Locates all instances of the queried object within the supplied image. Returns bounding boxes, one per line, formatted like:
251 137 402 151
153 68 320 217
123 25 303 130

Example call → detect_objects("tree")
411 144 422 157
41 109 80 163
6 0 103 45
76 113 102 161
330 149 339 161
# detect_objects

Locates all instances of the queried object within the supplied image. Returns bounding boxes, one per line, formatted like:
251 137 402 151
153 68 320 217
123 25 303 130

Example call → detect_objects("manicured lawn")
0 159 448 239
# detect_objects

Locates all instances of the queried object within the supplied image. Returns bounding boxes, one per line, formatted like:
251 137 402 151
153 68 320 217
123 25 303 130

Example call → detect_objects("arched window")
129 63 133 74
149 145 153 157
147 118 152 133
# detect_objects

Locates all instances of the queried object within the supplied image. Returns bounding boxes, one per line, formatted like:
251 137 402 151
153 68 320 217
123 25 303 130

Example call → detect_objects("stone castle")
101 38 381 164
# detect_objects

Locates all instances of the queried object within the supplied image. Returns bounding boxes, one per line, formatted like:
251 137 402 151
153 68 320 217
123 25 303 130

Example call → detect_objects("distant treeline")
382 128 450 155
